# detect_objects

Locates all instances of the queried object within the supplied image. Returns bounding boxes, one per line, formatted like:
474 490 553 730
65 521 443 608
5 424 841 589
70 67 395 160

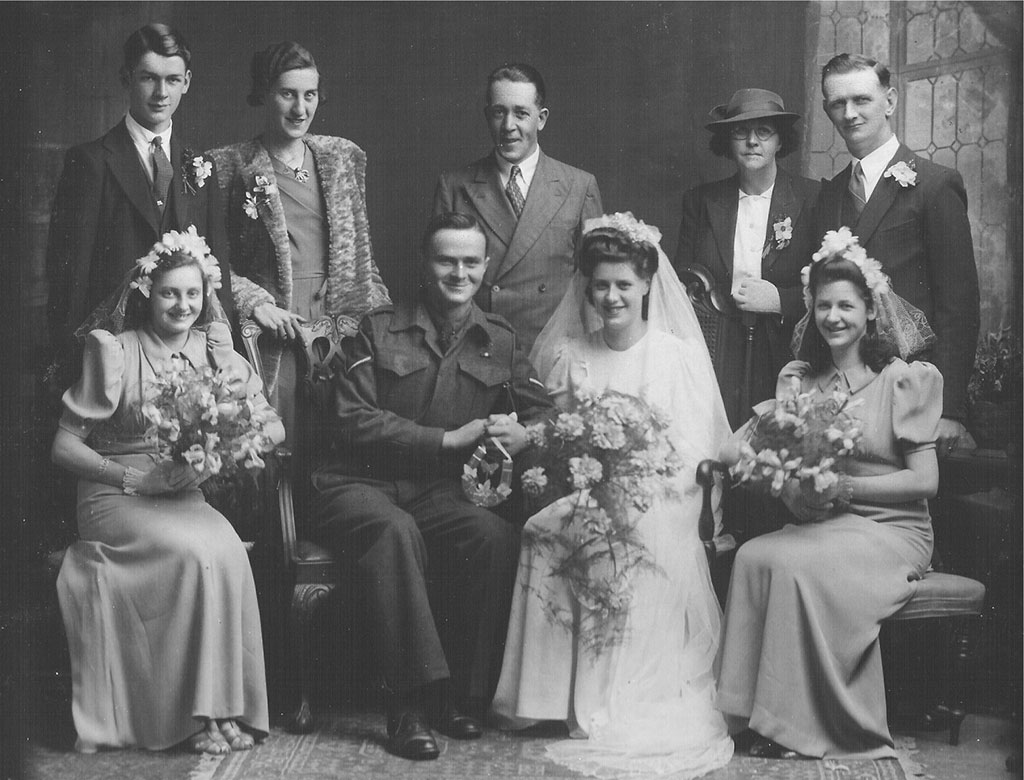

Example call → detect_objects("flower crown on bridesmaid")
129 226 223 299
583 212 663 251
801 227 889 309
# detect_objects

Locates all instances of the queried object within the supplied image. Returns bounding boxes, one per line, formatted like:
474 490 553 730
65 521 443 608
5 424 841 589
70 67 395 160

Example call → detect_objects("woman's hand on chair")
135 460 207 495
253 302 306 341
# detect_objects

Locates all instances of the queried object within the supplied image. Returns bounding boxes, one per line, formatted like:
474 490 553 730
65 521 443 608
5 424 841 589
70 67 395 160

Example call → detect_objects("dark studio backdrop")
0 3 811 772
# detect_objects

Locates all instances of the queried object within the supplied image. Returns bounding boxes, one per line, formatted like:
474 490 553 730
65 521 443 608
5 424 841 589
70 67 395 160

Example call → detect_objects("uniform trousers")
313 473 519 704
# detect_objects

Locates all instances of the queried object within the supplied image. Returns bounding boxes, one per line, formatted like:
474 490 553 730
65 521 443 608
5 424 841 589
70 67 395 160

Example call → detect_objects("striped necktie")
505 165 526 218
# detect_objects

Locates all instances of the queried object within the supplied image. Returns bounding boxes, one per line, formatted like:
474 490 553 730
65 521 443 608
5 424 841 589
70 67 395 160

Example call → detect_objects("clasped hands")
441 412 528 457
130 460 213 496
780 478 841 524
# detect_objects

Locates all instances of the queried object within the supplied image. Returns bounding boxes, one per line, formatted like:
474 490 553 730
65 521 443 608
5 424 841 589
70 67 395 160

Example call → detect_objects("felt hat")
705 88 800 130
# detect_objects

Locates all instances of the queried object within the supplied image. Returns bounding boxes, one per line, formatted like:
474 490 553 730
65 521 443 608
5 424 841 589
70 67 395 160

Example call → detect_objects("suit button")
538 284 547 293
492 285 501 293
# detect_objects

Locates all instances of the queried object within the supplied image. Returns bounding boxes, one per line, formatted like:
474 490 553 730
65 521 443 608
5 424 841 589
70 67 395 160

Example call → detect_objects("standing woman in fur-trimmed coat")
208 41 390 443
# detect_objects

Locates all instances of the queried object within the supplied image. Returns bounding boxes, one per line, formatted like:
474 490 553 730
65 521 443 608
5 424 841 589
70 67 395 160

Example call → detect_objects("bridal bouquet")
520 388 680 652
142 357 280 478
730 389 863 511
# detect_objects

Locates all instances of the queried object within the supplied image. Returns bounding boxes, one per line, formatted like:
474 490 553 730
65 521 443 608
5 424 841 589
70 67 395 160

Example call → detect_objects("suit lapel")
762 170 799 272
706 177 738 279
855 145 914 246
825 165 850 230
495 151 569 280
466 155 515 277
104 120 160 234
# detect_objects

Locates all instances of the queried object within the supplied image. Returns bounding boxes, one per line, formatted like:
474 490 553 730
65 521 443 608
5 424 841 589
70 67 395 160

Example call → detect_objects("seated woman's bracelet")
95 457 110 479
122 467 144 496
835 473 855 508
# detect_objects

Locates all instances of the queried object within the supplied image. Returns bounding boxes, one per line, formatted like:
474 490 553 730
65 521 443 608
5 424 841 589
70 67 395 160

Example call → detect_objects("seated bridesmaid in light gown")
52 230 284 755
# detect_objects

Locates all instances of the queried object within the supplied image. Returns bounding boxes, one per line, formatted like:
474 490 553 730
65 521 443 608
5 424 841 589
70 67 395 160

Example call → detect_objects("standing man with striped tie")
433 64 602 353
47 22 233 353
813 53 978 456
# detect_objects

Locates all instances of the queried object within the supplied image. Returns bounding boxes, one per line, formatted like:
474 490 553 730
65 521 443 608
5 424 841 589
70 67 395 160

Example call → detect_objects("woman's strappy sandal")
217 719 255 751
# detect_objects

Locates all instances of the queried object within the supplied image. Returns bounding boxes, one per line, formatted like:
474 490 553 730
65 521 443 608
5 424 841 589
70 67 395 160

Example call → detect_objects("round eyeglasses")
729 124 777 141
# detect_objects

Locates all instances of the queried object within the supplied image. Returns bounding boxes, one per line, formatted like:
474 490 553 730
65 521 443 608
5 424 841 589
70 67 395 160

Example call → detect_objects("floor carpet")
208 710 906 780
23 710 1019 779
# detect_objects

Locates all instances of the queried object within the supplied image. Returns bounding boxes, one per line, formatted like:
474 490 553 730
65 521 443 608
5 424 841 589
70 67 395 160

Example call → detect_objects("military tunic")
313 299 551 702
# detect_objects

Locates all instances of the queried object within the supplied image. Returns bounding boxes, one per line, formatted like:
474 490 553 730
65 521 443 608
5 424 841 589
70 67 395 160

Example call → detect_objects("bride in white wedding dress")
490 213 734 778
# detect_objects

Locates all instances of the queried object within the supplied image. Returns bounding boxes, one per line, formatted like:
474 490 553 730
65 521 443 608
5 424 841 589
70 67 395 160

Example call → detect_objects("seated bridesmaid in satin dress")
52 231 284 755
717 231 941 759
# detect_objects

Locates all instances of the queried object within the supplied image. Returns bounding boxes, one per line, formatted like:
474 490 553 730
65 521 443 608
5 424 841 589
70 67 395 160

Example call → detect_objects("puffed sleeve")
892 361 944 452
59 330 124 439
542 339 573 410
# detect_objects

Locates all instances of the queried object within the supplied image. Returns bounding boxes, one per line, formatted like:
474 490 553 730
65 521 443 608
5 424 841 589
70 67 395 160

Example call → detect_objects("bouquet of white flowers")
730 389 863 514
142 357 280 478
520 388 681 652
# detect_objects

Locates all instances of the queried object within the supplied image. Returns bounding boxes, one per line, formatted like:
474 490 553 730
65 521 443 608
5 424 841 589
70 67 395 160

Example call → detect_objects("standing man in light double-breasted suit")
433 63 602 353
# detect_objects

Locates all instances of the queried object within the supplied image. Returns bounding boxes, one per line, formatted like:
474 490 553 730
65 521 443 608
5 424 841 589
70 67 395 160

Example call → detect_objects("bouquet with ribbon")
142 357 280 478
730 389 863 515
518 388 680 652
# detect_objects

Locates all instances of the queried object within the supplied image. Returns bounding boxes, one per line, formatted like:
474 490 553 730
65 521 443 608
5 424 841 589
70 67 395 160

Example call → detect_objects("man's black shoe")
429 703 483 740
386 710 440 760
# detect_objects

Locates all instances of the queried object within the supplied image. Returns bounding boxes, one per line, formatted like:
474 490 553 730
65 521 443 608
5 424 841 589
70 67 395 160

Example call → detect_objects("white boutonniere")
884 160 917 188
772 215 793 249
182 149 212 195
243 174 278 220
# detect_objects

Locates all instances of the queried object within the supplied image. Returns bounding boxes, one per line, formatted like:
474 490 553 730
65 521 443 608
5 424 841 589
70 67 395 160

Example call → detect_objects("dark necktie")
505 165 526 218
152 136 173 213
848 160 867 217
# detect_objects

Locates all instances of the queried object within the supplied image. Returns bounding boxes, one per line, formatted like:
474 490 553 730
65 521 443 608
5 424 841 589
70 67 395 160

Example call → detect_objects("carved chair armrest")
696 459 735 564
273 448 299 569
678 263 730 314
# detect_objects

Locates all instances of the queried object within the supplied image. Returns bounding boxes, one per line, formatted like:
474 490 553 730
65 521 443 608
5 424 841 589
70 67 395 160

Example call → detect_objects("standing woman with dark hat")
675 89 819 429
208 41 390 445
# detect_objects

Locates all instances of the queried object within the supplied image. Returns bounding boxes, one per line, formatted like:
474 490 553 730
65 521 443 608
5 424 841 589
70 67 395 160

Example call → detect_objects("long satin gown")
491 328 735 778
716 359 941 759
56 322 270 752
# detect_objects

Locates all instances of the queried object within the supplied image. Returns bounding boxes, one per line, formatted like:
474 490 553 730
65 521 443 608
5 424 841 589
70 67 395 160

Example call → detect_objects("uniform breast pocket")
376 352 433 416
458 357 513 416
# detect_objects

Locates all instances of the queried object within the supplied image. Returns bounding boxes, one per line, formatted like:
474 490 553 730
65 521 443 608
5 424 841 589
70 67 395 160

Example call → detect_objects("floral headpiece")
583 212 662 250
130 226 223 298
801 227 889 310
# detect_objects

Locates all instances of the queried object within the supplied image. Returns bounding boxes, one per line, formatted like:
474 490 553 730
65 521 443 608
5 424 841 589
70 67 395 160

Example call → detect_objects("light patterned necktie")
848 160 867 216
152 136 173 213
505 165 526 218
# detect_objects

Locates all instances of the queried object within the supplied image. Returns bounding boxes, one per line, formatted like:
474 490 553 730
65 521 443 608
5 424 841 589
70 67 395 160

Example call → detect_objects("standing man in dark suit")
433 64 602 353
46 23 233 351
815 53 979 455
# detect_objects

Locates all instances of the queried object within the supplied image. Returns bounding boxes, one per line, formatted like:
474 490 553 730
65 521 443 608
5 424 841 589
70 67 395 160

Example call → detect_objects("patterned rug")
206 710 907 780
